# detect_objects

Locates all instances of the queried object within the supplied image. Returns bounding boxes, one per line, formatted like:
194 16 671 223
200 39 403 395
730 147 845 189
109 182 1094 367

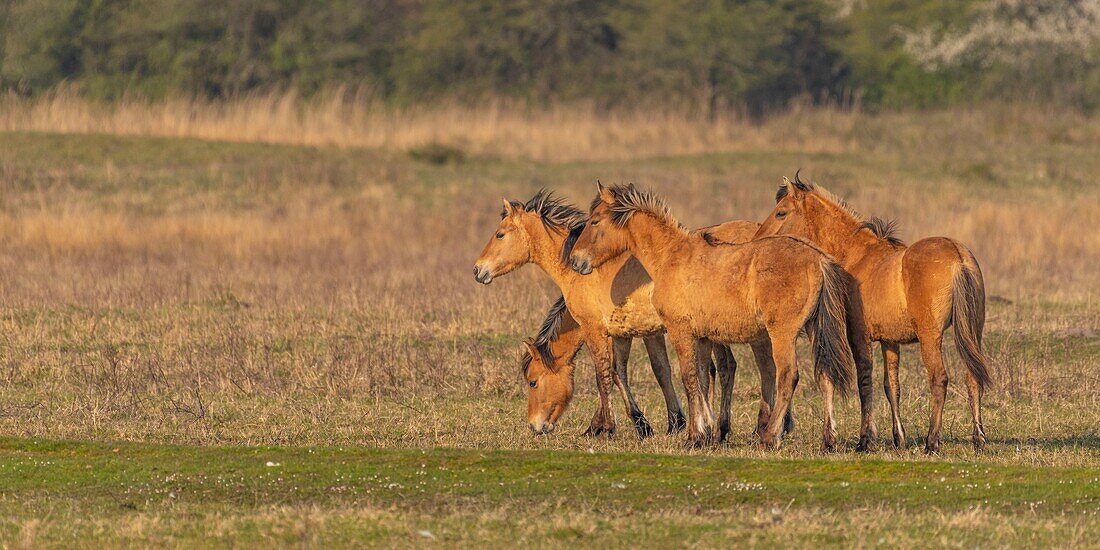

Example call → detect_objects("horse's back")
733 236 830 329
695 220 759 244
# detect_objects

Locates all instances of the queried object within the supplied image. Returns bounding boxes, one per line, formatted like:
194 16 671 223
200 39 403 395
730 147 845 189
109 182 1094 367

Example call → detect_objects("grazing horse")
520 293 793 441
568 182 876 450
474 190 785 439
755 173 991 452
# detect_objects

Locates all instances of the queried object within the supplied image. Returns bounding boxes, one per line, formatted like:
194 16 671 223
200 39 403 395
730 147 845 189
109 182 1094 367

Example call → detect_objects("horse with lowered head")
568 182 877 450
755 173 991 453
519 292 793 441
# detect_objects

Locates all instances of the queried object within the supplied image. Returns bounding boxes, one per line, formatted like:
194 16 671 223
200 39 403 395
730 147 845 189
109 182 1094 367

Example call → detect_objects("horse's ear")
521 338 539 361
790 169 812 193
778 175 806 201
502 197 518 217
597 181 615 204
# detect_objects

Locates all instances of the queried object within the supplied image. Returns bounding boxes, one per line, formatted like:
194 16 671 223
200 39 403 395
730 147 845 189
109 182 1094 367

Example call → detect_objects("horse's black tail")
804 260 855 396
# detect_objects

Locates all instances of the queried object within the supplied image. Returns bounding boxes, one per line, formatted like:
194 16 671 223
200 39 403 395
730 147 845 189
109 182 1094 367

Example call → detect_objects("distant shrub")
408 142 466 165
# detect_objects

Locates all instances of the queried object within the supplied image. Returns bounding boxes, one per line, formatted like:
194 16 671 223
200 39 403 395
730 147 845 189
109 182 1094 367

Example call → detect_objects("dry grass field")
0 98 1097 546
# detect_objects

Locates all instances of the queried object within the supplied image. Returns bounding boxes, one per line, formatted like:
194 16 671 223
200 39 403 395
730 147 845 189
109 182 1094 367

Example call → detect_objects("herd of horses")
473 175 991 454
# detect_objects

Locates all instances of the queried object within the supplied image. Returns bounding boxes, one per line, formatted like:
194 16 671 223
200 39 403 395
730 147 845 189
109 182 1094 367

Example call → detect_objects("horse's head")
521 338 573 435
755 171 815 239
568 182 631 275
473 198 534 284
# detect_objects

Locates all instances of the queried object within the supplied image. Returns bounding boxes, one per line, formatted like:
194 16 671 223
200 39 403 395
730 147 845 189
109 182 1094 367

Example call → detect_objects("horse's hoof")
972 427 986 452
923 442 940 455
667 411 687 434
893 431 907 449
717 425 731 444
752 422 767 438
759 435 781 450
684 437 708 449
583 424 616 438
856 434 876 453
684 431 714 448
632 415 654 439
972 436 986 452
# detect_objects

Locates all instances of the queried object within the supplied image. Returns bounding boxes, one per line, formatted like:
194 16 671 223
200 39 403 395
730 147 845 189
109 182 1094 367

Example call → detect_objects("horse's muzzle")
570 257 592 275
473 266 493 284
529 421 556 435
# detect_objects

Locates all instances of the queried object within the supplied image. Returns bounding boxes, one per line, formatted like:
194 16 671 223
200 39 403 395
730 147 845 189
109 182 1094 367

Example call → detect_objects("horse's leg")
583 335 617 438
964 367 987 451
713 344 737 443
760 331 798 449
668 329 714 446
750 339 785 437
917 331 948 454
697 342 716 408
881 342 907 449
846 344 875 452
611 337 653 439
642 335 686 434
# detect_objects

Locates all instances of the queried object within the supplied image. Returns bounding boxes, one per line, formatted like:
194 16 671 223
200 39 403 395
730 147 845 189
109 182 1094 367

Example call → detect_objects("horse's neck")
626 214 686 279
525 223 575 289
550 318 586 364
810 211 883 267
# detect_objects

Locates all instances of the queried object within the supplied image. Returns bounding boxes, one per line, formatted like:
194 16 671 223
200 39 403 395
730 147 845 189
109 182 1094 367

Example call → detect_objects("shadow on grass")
904 432 1100 451
987 433 1100 450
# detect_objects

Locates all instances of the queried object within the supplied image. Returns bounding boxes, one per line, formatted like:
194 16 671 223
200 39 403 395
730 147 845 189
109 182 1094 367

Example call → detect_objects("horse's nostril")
571 258 590 274
473 266 491 284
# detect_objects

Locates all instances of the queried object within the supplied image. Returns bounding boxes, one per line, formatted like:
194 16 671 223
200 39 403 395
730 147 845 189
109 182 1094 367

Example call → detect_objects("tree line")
1 0 1097 112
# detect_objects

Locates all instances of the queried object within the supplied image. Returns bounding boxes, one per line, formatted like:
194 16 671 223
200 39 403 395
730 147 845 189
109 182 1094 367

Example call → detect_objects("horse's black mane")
591 182 681 229
561 224 586 264
505 189 587 234
858 216 905 247
520 295 569 376
776 170 905 247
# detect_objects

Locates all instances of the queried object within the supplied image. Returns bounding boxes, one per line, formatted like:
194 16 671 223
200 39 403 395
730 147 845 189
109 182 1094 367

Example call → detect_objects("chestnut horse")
755 174 991 452
569 183 876 450
520 292 792 441
475 190 784 439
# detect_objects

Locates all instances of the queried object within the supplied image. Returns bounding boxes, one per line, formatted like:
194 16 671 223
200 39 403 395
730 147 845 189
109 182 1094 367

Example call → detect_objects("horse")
568 182 877 450
754 173 991 453
520 292 793 441
474 190 786 439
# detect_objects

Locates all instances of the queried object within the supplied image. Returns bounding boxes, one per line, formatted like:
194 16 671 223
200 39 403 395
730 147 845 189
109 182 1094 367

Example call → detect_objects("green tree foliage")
0 0 1095 110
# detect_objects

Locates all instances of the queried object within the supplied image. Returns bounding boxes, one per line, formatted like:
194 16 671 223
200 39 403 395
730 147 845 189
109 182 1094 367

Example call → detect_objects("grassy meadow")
0 101 1097 546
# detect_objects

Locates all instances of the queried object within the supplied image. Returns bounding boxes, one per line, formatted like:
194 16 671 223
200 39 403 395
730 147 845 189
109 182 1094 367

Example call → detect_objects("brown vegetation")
0 99 1096 464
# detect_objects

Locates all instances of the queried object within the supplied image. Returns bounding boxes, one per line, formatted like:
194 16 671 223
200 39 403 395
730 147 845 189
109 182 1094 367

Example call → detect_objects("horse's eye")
591 220 600 226
528 379 537 388
776 211 788 219
496 232 505 239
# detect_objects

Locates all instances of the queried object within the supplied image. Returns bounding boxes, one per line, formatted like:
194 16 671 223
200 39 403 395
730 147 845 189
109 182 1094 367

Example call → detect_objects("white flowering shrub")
899 0 1100 70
